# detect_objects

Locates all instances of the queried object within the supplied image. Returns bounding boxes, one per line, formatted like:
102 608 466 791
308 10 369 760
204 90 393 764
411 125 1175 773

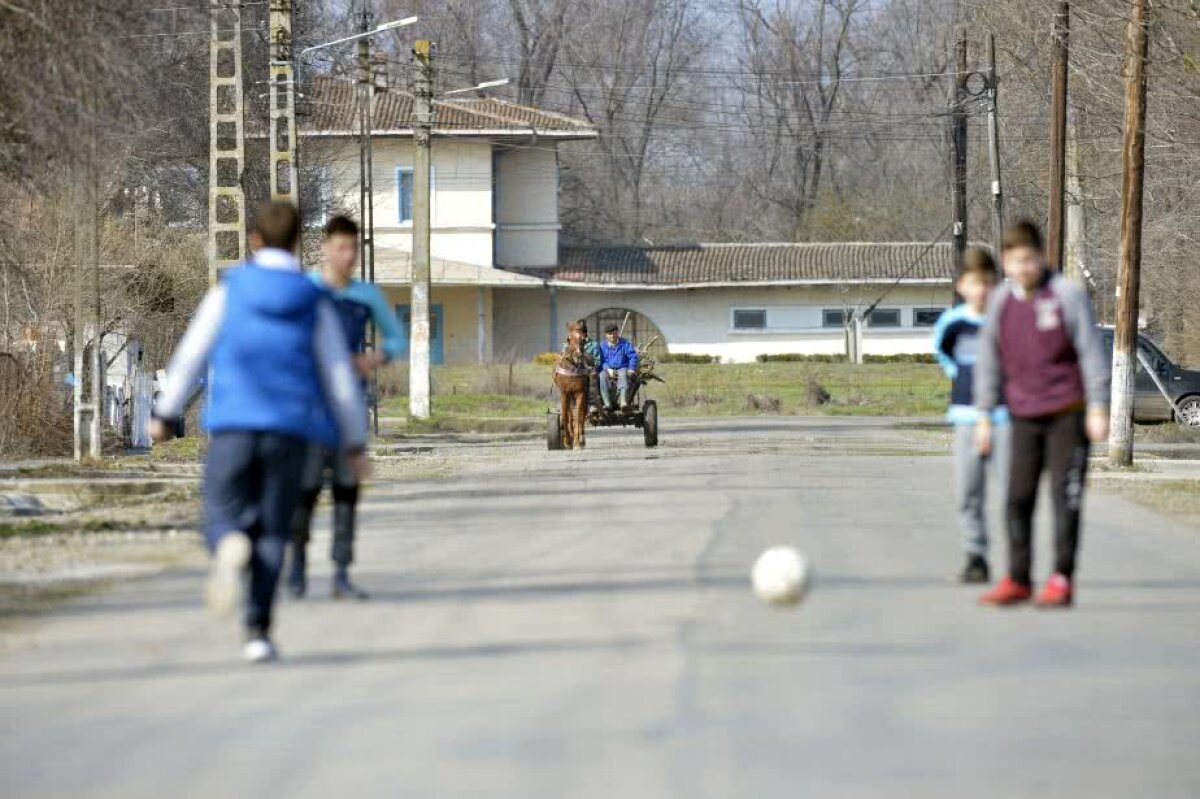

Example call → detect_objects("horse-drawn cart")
547 331 662 451
547 371 659 450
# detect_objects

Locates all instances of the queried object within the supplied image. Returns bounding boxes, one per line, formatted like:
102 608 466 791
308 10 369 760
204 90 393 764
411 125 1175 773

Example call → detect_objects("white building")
304 79 955 364
302 77 595 363
495 243 957 363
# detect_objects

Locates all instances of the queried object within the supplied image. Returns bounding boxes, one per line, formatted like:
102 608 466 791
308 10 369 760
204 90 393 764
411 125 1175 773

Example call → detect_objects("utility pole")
269 0 298 207
985 33 1005 258
355 3 380 431
951 32 969 277
1109 0 1150 467
208 0 247 284
410 39 434 419
1064 115 1087 284
72 129 101 460
1047 0 1070 271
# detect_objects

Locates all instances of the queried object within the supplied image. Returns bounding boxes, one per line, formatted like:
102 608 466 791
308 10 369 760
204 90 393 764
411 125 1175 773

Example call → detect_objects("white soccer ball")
751 546 811 607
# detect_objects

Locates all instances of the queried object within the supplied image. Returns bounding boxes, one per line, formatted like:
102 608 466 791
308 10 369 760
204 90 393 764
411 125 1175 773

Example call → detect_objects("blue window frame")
396 166 435 225
396 168 414 224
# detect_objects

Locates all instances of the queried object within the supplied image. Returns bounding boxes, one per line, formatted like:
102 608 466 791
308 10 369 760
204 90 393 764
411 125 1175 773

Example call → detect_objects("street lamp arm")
299 16 418 57
441 78 510 97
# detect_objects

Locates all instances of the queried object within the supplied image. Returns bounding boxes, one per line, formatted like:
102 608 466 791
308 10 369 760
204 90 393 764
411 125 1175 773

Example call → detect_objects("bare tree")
735 0 866 239
559 0 706 242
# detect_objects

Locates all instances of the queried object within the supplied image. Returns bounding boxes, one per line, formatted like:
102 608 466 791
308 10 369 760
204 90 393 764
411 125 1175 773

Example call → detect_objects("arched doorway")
584 308 667 350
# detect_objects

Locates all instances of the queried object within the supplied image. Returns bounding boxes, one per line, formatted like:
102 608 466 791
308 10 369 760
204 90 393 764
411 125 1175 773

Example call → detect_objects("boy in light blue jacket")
932 247 1009 584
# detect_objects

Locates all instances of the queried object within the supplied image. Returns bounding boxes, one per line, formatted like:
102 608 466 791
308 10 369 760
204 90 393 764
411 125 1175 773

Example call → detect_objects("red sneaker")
1035 573 1073 608
978 576 1033 606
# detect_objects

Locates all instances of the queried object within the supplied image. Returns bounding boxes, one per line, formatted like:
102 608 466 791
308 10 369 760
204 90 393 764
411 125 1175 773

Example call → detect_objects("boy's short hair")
604 324 619 334
958 246 998 281
1002 219 1044 252
324 215 359 239
253 201 301 251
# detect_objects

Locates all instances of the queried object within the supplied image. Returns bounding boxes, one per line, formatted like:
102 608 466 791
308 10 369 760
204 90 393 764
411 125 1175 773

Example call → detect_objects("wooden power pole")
410 39 434 419
985 33 1005 258
269 0 298 207
208 0 247 284
1109 0 1151 467
951 32 969 275
1047 0 1070 271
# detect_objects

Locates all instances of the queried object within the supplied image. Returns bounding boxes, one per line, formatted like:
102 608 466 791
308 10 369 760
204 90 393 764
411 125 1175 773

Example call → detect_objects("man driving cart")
597 324 639 411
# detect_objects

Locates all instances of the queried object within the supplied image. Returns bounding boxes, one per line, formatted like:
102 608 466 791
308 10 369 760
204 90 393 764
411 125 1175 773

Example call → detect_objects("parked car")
1098 326 1200 427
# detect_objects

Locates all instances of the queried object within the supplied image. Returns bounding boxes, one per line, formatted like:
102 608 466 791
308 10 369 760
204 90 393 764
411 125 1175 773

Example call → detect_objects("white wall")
316 137 563 271
494 146 559 267
321 138 494 268
493 283 955 362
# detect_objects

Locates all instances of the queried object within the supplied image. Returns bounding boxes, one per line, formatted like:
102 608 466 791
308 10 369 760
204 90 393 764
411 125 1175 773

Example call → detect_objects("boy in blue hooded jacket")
152 202 367 663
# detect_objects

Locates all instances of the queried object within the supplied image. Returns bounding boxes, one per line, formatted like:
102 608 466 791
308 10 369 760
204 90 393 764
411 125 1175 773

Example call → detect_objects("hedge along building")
294 76 597 364
494 242 958 363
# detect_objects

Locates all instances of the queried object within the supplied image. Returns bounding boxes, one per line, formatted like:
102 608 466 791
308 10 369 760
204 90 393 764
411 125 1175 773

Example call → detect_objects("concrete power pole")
410 39 434 419
951 33 969 275
985 33 1005 258
1109 0 1151 467
269 0 299 207
208 0 247 284
1046 0 1070 271
72 114 101 461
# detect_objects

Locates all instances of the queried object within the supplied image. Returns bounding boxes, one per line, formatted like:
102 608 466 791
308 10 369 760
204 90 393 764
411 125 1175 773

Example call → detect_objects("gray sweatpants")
954 422 1010 557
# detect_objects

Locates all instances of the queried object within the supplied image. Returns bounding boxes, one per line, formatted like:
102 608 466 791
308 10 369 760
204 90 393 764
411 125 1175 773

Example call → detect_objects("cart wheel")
642 400 658 448
547 412 564 450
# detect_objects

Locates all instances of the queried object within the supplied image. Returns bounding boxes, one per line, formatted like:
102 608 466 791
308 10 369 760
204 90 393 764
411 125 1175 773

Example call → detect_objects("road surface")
2 418 1198 798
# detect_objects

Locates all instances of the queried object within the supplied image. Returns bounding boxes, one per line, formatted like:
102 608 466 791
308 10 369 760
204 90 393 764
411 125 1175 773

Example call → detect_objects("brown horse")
554 326 591 450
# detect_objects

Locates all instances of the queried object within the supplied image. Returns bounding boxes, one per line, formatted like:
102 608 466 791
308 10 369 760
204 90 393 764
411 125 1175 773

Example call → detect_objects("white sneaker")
242 637 278 664
206 531 251 619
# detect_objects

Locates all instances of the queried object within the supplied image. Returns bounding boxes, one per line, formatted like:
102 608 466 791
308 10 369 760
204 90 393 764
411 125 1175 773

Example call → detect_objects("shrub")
532 352 559 366
659 352 719 364
745 393 783 413
756 353 847 363
669 390 723 408
864 353 937 364
805 377 832 405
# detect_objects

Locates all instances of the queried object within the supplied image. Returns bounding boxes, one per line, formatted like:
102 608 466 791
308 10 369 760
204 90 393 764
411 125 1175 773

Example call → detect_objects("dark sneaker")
958 555 990 584
332 571 370 601
978 576 1033 606
286 548 307 599
1035 573 1073 608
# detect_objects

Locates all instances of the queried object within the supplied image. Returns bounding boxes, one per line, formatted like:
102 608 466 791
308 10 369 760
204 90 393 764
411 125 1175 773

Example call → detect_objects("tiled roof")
302 76 596 138
505 242 957 287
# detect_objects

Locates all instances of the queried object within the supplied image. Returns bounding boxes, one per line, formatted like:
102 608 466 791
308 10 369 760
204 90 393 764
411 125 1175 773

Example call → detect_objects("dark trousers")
1005 411 1089 585
291 444 359 567
204 431 308 632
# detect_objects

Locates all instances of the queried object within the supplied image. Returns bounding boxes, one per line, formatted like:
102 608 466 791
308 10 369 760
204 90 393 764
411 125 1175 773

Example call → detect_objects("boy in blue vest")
151 202 367 662
932 248 1009 584
288 215 403 601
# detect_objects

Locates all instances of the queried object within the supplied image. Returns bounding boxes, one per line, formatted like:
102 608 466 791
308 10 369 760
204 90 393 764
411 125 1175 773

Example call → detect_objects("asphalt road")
2 418 1198 798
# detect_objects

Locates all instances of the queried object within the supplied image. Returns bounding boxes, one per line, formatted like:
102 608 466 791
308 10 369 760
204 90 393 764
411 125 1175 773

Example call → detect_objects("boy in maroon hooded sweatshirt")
974 220 1110 608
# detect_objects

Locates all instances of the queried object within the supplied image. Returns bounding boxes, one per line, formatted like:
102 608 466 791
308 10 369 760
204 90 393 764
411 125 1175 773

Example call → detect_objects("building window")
913 307 945 327
868 308 902 328
732 309 767 330
396 167 414 224
822 309 846 328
